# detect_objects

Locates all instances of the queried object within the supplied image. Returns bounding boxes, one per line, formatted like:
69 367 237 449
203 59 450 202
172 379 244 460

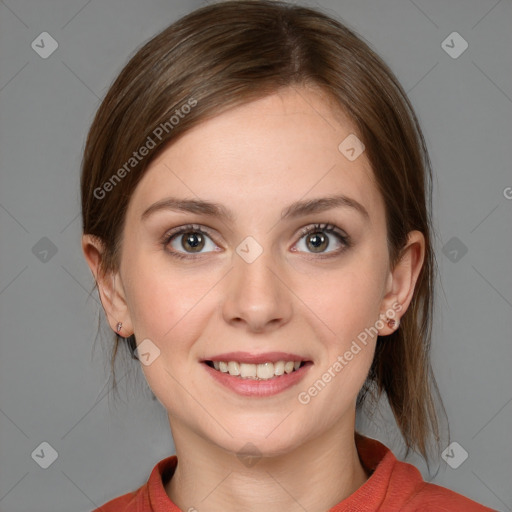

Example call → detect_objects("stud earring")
387 318 399 330
116 322 122 333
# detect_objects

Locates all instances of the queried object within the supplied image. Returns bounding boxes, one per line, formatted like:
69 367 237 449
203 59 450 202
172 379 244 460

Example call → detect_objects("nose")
222 246 293 333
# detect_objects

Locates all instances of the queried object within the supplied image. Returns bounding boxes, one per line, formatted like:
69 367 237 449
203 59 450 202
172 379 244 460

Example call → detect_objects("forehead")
127 87 383 224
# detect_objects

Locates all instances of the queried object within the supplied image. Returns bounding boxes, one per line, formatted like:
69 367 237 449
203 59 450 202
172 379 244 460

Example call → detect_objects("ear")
81 234 133 338
378 230 425 336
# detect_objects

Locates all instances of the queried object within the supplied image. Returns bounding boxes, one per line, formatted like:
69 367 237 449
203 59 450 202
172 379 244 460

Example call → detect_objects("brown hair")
81 0 444 461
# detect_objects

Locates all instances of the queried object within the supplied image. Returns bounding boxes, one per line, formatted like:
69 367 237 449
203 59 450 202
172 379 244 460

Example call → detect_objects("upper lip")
203 352 310 364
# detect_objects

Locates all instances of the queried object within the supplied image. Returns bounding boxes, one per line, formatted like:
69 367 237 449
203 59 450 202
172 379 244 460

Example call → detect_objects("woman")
81 1 496 510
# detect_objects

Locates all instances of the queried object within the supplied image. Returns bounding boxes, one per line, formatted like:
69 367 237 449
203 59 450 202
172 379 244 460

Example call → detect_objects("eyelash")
161 223 351 260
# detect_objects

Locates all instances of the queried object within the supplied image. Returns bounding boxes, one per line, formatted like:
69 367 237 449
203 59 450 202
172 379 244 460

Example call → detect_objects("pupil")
184 232 204 252
308 232 328 252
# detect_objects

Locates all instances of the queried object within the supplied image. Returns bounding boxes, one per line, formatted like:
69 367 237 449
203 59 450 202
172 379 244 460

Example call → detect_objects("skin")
82 85 425 512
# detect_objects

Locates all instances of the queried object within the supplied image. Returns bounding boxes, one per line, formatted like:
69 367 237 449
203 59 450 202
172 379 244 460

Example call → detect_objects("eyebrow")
141 194 369 222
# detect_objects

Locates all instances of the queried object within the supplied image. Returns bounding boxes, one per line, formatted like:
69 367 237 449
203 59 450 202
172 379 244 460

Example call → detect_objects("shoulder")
405 481 497 511
390 458 497 511
355 435 496 511
91 455 178 511
333 435 496 511
91 488 143 512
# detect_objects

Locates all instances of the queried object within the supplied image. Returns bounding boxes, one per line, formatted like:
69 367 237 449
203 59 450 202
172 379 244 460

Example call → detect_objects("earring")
116 322 122 333
387 318 399 330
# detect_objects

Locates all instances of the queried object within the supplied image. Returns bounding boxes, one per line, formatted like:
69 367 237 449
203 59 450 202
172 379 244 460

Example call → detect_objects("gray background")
0 0 511 511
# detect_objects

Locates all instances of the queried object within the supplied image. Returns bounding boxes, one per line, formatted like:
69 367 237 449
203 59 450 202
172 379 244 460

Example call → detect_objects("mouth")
201 351 313 396
204 359 310 380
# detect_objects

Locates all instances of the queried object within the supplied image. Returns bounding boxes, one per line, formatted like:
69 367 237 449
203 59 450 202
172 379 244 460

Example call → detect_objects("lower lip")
202 362 312 397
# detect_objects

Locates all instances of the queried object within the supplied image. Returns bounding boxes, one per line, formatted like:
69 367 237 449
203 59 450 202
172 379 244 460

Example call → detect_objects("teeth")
274 361 285 375
256 362 274 379
284 361 294 374
227 361 240 375
240 363 257 378
209 360 303 380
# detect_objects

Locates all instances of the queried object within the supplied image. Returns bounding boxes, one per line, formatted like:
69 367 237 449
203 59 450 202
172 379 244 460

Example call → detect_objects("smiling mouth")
204 360 309 380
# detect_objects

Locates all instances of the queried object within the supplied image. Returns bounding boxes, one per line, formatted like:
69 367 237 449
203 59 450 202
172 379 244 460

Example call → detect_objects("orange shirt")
93 434 496 511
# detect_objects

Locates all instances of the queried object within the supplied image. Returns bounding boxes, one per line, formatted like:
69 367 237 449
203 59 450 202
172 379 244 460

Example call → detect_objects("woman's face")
107 87 402 455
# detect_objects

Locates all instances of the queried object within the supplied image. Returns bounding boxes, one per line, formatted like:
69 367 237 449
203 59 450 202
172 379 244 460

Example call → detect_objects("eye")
293 223 350 256
162 222 351 260
162 224 220 259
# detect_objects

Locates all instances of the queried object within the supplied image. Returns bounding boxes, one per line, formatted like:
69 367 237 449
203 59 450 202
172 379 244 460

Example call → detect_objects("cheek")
122 242 214 338
295 258 385 346
126 262 217 407
293 267 382 421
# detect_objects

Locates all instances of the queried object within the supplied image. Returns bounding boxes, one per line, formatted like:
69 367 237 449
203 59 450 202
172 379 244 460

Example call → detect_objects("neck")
165 416 369 512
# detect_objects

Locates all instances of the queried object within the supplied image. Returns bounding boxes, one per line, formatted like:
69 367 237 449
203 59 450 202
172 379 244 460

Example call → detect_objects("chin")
204 417 307 459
